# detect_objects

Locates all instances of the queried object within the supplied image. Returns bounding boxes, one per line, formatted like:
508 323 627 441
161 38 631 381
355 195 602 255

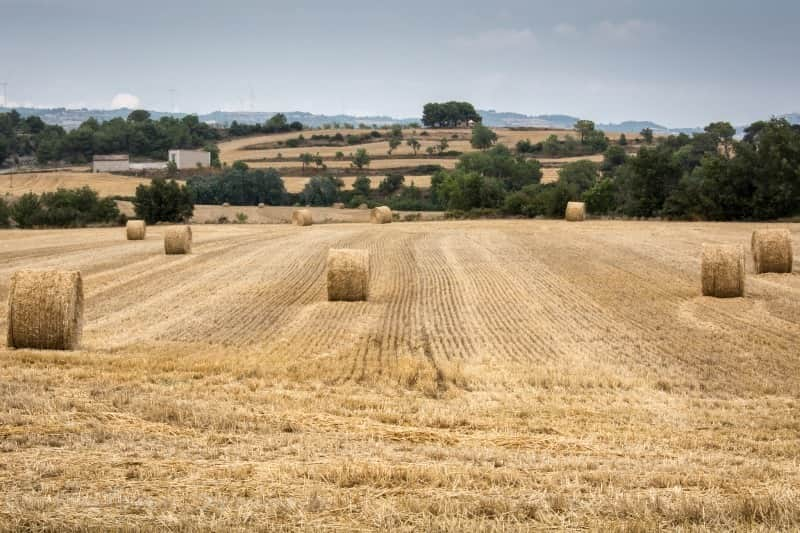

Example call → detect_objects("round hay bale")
370 206 392 224
292 209 313 226
126 220 146 240
565 201 586 222
164 226 192 255
257 202 265 208
327 249 369 301
701 244 745 298
332 202 345 209
7 270 83 350
751 229 793 274
222 202 230 207
357 203 368 210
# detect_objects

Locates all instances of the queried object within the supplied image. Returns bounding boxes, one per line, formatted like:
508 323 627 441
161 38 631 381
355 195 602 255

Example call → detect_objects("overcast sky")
1 0 798 126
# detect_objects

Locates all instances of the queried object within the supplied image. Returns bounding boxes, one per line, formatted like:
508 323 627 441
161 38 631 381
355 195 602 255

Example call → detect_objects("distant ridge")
1 106 797 134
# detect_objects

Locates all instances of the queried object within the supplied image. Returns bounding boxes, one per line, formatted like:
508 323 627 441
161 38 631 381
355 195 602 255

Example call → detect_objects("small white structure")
168 149 211 170
92 154 130 173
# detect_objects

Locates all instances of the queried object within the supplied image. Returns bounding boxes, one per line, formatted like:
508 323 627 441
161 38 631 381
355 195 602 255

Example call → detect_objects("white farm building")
92 154 130 173
168 149 211 170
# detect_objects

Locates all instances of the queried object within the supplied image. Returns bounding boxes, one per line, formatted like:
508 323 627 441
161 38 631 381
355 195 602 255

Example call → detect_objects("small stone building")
92 154 130 173
168 149 211 169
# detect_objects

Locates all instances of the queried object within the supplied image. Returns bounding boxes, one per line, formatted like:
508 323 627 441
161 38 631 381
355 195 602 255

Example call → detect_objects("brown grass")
701 243 746 297
1 171 158 197
6 270 83 350
163 226 192 255
0 220 798 530
326 248 370 301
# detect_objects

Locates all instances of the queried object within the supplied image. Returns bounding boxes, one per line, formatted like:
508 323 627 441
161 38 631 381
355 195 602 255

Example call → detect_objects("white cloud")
110 92 140 109
449 28 537 50
553 23 579 37
594 19 653 41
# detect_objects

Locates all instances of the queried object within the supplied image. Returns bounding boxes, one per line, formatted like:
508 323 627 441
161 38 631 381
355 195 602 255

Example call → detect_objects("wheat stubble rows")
1 220 799 531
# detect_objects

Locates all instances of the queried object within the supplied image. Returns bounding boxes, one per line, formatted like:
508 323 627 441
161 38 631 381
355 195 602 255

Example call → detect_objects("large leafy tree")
133 178 194 223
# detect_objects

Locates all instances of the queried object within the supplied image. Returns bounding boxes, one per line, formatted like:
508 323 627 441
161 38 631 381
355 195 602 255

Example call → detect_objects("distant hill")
2 106 797 134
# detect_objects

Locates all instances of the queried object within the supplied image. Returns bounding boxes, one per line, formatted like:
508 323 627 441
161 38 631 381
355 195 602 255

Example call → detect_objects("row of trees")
3 187 121 228
228 113 304 137
0 109 221 164
439 118 800 221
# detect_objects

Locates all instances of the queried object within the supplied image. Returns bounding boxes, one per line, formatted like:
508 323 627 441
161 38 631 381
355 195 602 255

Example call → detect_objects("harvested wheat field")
0 171 156 197
1 220 799 531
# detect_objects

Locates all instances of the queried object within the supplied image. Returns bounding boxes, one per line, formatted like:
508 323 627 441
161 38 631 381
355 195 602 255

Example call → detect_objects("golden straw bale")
292 209 313 226
751 229 793 274
164 226 192 255
7 270 83 350
565 201 586 222
370 206 392 224
126 220 146 240
327 249 369 301
701 244 745 298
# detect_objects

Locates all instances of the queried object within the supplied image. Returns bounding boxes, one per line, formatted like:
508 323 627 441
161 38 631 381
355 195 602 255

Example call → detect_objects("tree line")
422 102 482 128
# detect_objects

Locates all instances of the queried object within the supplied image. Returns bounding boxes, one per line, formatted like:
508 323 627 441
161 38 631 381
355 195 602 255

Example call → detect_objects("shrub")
134 178 194 224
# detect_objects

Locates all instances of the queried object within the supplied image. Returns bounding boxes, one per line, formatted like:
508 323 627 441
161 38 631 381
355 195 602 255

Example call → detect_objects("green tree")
704 121 736 158
378 173 404 195
127 109 151 123
582 177 618 214
618 133 628 146
388 136 402 155
299 152 314 175
470 124 497 150
641 127 654 144
133 178 194 224
407 137 420 155
558 160 599 194
300 176 343 206
10 193 42 228
438 138 449 154
351 148 371 170
166 160 178 178
575 120 595 143
352 175 372 197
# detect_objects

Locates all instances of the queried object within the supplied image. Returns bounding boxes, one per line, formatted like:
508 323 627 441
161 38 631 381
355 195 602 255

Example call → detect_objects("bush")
300 176 344 206
10 187 120 228
188 167 287 206
134 178 194 224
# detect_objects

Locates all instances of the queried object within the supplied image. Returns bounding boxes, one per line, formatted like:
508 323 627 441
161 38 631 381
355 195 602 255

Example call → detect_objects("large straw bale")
701 244 745 297
327 249 369 301
751 229 793 274
164 226 192 254
7 270 83 350
292 209 313 226
126 220 146 240
565 201 586 222
371 206 392 224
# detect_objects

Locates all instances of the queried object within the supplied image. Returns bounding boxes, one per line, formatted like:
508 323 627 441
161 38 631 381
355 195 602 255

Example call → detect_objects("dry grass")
0 171 157 197
0 220 798 530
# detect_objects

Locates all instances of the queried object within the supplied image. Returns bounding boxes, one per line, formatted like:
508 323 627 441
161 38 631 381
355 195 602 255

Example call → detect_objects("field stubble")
0 220 799 531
